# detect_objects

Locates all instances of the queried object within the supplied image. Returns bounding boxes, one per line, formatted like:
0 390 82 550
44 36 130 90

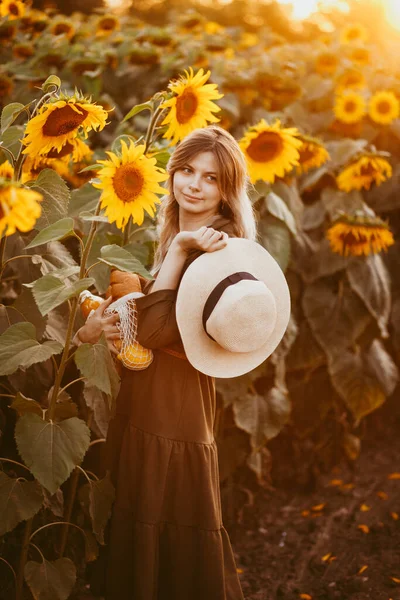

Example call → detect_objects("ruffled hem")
105 517 244 600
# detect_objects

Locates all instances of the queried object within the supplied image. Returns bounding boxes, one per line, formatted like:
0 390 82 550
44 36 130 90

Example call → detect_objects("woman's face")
173 151 222 219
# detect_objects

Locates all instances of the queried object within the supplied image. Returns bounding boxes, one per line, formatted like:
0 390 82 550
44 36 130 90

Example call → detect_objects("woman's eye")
207 176 217 182
182 167 191 173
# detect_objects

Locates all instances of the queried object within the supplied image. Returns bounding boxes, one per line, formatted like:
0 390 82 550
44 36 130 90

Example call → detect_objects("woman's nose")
188 174 201 190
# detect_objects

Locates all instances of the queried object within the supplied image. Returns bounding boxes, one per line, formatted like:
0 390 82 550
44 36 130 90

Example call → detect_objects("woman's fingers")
108 342 119 356
108 331 121 340
96 295 113 316
103 312 120 324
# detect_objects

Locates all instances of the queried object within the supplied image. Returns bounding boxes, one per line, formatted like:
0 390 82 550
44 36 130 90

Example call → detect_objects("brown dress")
104 216 244 600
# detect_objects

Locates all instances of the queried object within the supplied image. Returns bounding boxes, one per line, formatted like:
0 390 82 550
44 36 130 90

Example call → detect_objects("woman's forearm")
150 239 188 293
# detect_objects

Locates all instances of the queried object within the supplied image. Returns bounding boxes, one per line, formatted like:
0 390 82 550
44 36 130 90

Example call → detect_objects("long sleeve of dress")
135 289 181 349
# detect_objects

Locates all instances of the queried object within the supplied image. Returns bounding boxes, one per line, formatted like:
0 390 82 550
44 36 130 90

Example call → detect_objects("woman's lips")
184 193 202 201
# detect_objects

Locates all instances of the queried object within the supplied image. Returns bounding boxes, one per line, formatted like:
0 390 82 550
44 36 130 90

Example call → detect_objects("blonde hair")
151 125 258 276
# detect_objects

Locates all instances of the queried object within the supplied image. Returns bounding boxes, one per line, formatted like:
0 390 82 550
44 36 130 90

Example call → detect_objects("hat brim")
176 238 291 378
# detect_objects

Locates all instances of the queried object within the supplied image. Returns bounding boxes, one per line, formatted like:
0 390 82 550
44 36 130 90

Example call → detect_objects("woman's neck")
178 212 222 232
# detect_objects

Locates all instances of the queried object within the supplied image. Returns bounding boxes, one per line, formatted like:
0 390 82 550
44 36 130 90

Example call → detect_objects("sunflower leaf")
77 163 103 173
24 557 76 600
74 332 120 399
41 75 61 93
31 276 95 316
264 191 297 235
0 472 43 536
0 322 63 376
1 102 25 134
99 244 153 279
25 218 75 249
258 215 291 272
122 101 153 123
15 413 91 494
29 169 70 231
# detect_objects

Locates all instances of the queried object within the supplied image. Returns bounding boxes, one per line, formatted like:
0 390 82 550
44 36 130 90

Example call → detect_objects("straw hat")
176 238 291 378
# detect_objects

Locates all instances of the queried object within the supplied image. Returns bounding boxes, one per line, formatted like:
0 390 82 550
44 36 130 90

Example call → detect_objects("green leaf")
69 183 99 217
151 149 171 169
264 192 297 235
24 557 76 600
31 276 95 316
79 211 109 223
100 244 153 279
328 350 386 424
41 75 61 92
232 388 291 450
25 218 75 249
0 472 43 536
0 322 63 377
74 332 120 399
78 473 115 544
52 400 78 421
122 101 152 123
29 169 70 231
0 124 23 157
1 102 25 134
347 253 391 339
258 215 291 272
15 414 91 494
10 392 43 417
77 163 103 173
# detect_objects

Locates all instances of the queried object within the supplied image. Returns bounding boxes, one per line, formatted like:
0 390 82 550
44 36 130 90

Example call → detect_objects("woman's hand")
174 226 229 254
76 295 120 355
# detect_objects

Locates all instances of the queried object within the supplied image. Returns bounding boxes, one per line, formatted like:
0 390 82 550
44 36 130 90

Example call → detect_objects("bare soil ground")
231 412 400 600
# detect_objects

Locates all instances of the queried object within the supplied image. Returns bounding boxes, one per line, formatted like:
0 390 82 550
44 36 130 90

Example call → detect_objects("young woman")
78 125 257 599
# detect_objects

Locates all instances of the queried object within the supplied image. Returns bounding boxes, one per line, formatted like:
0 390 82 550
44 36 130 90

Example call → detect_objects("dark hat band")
202 271 258 342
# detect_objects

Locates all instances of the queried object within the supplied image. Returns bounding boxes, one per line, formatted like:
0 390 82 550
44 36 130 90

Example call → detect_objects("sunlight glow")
384 0 400 31
275 0 350 20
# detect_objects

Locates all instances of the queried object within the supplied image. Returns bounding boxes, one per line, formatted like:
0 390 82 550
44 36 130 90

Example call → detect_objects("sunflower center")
299 145 317 163
176 88 198 124
377 100 392 114
42 105 88 137
47 141 74 159
113 164 144 203
54 23 71 35
9 3 20 16
100 18 116 30
360 163 376 176
341 229 367 246
344 100 358 113
246 131 284 163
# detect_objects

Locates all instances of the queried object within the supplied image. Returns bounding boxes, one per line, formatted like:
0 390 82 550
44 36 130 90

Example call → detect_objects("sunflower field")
1 0 400 598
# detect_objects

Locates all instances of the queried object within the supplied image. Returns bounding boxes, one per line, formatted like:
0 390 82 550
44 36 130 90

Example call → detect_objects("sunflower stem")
144 105 165 154
0 235 6 281
15 517 33 600
123 217 132 245
47 202 101 422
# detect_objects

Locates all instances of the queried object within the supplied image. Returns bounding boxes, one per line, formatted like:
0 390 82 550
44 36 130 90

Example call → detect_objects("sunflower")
21 156 70 184
0 21 16 43
0 0 25 20
0 181 42 237
96 14 120 36
315 52 339 76
326 212 394 257
204 21 224 35
369 90 399 125
349 47 370 66
239 119 302 184
296 135 330 175
0 73 13 99
334 91 366 124
0 160 14 179
22 96 108 158
49 18 75 39
46 137 93 163
127 46 159 66
92 140 169 229
161 68 223 145
335 68 366 92
340 23 368 45
336 153 392 192
12 42 34 60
